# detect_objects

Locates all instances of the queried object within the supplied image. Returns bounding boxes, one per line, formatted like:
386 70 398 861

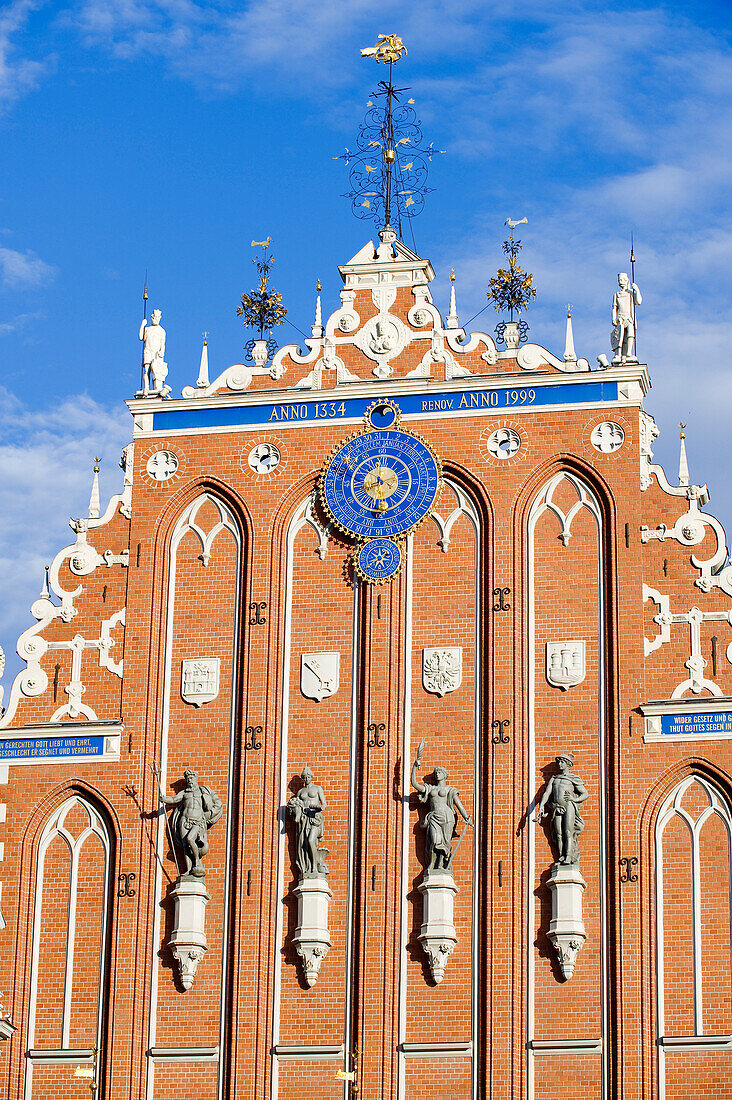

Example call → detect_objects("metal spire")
678 422 689 486
196 331 210 389
564 304 577 363
88 457 101 519
339 35 442 233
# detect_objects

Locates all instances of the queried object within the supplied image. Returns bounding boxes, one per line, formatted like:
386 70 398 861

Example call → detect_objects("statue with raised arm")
139 308 170 395
611 272 642 362
287 767 329 879
535 753 588 866
411 738 473 873
155 767 223 878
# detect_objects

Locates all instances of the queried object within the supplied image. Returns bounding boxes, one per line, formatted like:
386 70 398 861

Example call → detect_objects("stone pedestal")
418 870 459 984
169 878 210 991
292 876 332 987
547 863 586 980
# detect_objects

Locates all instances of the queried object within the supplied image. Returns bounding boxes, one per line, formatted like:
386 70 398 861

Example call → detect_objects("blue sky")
0 0 731 677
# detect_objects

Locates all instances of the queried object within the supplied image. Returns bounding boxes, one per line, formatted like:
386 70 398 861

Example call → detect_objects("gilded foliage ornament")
237 238 287 350
487 234 536 321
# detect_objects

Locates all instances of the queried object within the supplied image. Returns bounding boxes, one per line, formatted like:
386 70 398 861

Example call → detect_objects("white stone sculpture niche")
287 767 332 987
154 767 223 991
410 739 473 983
534 753 589 980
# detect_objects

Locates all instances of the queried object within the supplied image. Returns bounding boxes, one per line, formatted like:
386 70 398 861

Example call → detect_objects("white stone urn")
546 863 586 980
418 869 459 983
252 339 269 368
169 878 210 991
292 876 332 987
503 321 521 350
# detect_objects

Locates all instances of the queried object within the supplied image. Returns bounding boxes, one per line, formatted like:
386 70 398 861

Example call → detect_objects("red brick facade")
0 236 731 1099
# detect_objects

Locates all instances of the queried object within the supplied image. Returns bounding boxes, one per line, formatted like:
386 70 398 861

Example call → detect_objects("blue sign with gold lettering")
0 734 105 761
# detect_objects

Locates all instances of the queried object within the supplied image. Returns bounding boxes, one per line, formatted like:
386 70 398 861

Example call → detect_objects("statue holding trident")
410 738 473 873
152 765 223 879
611 272 642 362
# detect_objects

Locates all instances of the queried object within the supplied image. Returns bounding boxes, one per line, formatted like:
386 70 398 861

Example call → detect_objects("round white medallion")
146 450 179 481
248 442 281 474
486 427 521 460
590 422 625 453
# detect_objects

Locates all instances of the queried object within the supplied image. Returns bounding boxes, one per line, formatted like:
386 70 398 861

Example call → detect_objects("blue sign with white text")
658 712 732 737
0 734 106 761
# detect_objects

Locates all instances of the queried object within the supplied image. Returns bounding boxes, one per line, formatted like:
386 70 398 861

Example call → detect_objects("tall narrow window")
25 796 111 1097
656 774 732 1036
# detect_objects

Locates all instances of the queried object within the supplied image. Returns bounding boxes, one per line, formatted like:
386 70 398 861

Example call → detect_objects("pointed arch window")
656 774 732 1040
25 795 112 1090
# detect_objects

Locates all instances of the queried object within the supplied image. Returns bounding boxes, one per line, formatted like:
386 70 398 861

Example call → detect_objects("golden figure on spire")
360 34 407 64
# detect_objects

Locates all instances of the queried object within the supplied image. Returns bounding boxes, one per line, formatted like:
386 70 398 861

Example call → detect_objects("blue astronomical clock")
319 401 442 584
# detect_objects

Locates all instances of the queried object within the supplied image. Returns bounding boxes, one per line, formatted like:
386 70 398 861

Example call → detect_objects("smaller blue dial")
356 538 402 583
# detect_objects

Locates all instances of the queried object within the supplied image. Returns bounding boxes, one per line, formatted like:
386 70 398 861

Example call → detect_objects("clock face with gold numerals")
320 427 442 540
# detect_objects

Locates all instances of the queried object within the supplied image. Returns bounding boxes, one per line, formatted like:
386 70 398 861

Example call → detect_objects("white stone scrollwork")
296 495 330 561
639 410 659 491
422 648 462 696
517 343 589 372
643 584 732 697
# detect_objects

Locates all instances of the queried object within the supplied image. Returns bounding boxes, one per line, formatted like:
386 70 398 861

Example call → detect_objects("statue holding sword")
411 738 473 872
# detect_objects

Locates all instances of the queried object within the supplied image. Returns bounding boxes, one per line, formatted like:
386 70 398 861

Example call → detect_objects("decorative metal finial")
505 216 528 232
237 239 287 364
567 303 572 317
202 330 209 345
679 421 686 439
487 222 536 348
316 279 322 293
338 37 442 231
94 456 101 473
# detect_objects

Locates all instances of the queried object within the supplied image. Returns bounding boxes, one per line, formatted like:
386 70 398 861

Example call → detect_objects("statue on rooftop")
611 273 642 363
139 308 171 395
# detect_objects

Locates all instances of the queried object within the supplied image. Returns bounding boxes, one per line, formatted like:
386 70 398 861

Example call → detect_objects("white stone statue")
139 309 171 395
611 273 642 362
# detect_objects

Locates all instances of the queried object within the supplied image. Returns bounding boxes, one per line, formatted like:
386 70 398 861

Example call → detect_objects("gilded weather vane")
337 35 443 232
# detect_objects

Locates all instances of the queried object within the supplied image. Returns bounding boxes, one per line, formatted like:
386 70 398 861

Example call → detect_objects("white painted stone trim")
529 1038 602 1055
400 1041 472 1057
148 1046 219 1061
273 1044 344 1060
145 492 240 1100
527 473 608 1099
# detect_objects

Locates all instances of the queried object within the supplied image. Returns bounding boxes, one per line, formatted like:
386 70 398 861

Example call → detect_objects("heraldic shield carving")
545 641 586 691
422 647 462 697
181 658 221 707
300 653 340 702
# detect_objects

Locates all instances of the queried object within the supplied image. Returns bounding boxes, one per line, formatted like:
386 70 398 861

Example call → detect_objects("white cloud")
0 310 43 335
0 246 55 290
0 388 131 685
0 0 51 110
